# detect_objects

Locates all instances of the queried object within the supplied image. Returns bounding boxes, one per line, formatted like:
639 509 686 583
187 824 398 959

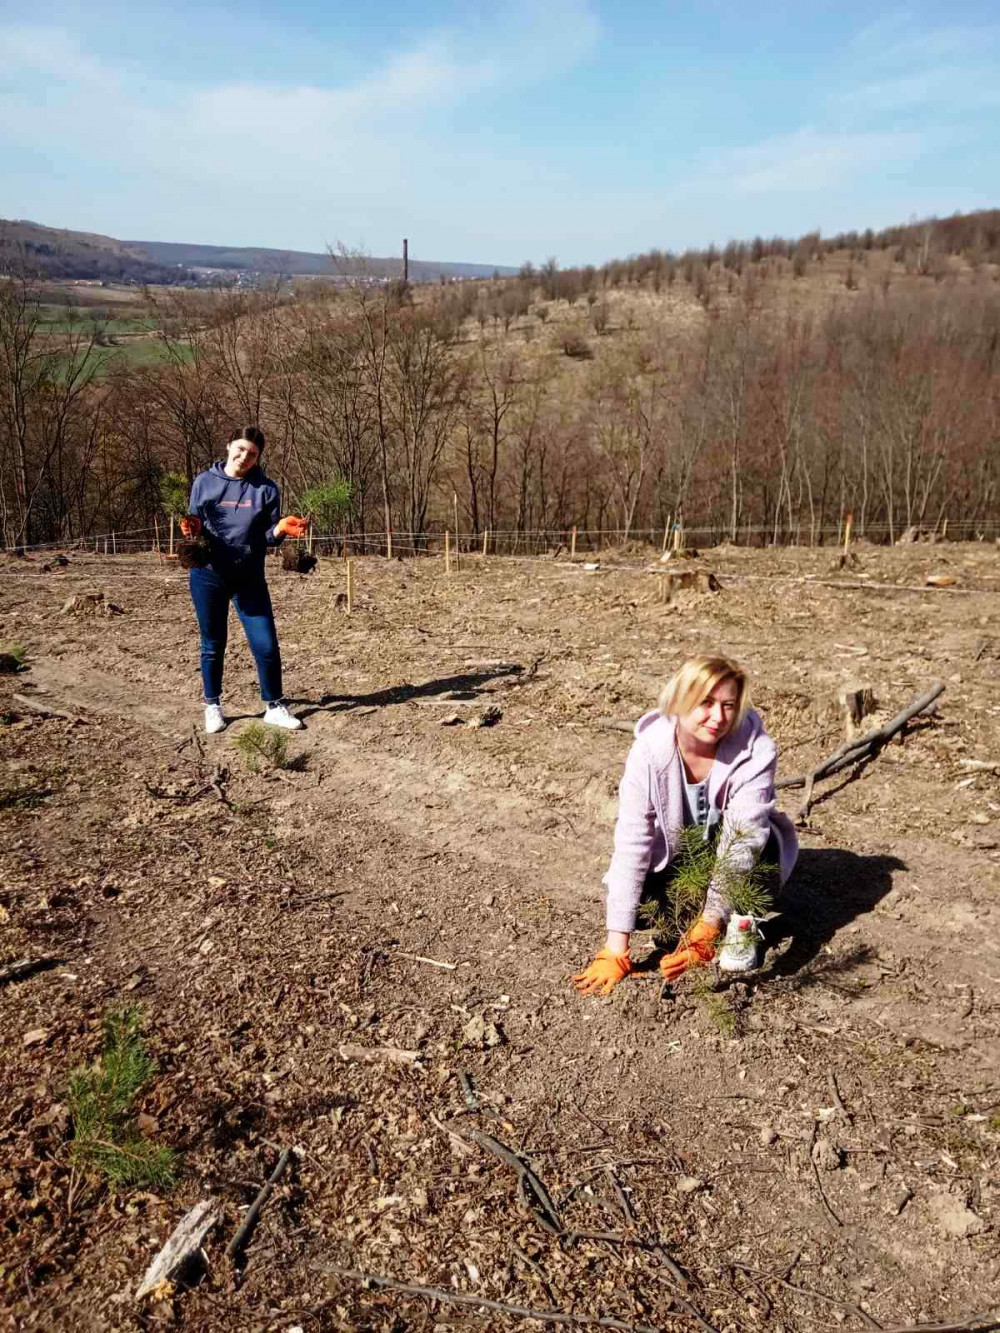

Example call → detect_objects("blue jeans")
189 566 283 705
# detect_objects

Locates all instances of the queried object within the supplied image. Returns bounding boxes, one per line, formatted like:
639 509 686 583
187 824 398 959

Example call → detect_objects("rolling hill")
0 217 516 284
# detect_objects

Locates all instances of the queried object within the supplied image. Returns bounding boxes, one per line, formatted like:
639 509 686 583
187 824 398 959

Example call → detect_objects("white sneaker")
718 914 761 973
204 704 226 735
262 702 302 730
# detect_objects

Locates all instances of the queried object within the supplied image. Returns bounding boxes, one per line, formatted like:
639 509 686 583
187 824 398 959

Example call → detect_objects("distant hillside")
129 239 516 281
0 217 516 284
0 219 191 285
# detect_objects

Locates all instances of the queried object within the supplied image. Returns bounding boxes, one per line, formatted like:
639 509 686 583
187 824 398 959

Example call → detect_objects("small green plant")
0 643 27 673
0 778 53 811
639 823 777 946
67 1006 176 1190
298 477 353 531
159 471 189 520
988 1114 1000 1133
233 722 289 773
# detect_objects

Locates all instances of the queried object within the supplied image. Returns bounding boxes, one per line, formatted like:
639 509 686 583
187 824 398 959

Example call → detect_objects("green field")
52 337 193 380
36 303 157 335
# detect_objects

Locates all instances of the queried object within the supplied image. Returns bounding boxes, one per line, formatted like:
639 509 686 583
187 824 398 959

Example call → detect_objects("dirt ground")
2 540 1000 1333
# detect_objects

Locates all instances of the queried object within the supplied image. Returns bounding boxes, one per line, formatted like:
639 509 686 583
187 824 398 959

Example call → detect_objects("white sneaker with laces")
263 702 303 731
204 703 226 735
718 914 761 973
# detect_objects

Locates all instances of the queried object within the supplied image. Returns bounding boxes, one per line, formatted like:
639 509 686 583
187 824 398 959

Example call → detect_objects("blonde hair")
658 654 749 732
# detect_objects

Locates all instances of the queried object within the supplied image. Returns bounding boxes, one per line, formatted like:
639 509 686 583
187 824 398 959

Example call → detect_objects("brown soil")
2 543 1000 1332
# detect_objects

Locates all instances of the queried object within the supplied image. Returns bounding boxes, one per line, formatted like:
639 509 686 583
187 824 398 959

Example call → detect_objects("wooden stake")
571 525 577 559
104 536 108 556
453 493 460 567
112 530 117 556
307 519 314 555
843 511 853 555
386 525 393 560
445 529 451 576
169 514 175 558
346 559 354 614
154 517 162 563
942 518 949 541
661 513 672 554
482 529 489 557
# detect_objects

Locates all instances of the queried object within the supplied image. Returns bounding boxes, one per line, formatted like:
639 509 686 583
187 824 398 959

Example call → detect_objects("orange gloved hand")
180 516 201 538
572 948 634 997
275 515 308 539
658 919 721 982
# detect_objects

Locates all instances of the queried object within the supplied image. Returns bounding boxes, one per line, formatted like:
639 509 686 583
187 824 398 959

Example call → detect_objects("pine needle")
67 1005 176 1191
233 722 289 773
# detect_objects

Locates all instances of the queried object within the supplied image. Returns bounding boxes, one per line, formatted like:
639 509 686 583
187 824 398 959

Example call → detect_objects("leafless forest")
2 209 999 552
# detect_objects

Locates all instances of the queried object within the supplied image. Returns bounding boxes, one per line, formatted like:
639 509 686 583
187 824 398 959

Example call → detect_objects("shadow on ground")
288 664 524 721
760 846 907 981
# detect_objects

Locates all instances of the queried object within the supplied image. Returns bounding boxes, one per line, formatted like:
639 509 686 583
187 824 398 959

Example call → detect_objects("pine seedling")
233 721 289 773
67 1006 176 1190
639 822 777 947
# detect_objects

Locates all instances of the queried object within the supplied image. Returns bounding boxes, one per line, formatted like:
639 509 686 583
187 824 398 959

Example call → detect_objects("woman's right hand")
572 947 633 996
180 516 201 538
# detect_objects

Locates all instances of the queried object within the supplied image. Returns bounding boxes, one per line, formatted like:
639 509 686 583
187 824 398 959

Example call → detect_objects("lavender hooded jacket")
603 708 798 934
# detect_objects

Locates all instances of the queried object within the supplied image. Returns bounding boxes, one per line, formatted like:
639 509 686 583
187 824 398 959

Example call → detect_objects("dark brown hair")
235 425 266 452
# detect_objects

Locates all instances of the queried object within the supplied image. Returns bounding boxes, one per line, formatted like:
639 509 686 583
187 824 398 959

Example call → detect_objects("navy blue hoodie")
188 461 285 579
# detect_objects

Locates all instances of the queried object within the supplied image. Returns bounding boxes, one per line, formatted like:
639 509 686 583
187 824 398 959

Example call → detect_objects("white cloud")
693 127 931 196
0 5 600 203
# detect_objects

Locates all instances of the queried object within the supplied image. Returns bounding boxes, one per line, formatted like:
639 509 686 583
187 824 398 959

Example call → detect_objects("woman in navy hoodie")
180 426 307 734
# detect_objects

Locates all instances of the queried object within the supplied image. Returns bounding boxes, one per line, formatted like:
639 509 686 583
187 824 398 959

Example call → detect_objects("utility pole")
403 238 409 283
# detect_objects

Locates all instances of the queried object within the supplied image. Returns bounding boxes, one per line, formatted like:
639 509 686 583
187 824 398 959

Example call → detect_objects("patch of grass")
989 1114 1000 1133
0 643 27 673
0 779 53 811
233 722 290 773
67 1006 176 1190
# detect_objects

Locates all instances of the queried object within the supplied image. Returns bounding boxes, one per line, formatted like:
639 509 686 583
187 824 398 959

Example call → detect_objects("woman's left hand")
276 515 308 538
658 918 720 981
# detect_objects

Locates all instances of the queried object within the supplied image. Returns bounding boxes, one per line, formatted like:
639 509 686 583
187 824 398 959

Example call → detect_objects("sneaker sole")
718 953 758 974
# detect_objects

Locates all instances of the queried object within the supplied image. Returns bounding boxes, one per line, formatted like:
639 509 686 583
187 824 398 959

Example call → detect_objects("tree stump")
838 684 876 739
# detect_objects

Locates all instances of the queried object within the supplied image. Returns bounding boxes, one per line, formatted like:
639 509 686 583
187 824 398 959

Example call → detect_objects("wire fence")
6 517 1000 559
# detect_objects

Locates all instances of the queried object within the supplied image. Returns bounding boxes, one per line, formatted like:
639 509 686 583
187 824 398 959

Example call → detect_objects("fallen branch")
880 1312 1000 1333
595 719 635 734
443 1120 563 1234
814 579 976 596
827 1069 853 1126
136 1198 219 1299
394 951 457 971
226 1147 292 1265
12 693 75 721
777 683 945 821
311 1264 662 1333
0 956 58 985
958 759 1000 774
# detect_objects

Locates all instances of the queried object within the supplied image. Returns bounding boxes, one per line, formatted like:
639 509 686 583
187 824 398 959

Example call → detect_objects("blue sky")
1 1 998 266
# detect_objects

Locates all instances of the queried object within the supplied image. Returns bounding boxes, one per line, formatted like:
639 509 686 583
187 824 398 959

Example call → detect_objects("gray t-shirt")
683 773 721 841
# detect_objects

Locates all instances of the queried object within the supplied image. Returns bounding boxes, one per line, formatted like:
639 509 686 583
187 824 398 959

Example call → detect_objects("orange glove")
658 919 721 982
572 948 634 997
180 516 201 538
276 515 308 539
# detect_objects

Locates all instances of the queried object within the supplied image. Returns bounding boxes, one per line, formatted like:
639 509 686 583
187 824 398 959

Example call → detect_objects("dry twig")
312 1264 663 1332
225 1147 292 1266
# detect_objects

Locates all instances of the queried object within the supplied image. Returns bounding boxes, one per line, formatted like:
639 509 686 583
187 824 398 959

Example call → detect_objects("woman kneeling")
573 655 798 996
